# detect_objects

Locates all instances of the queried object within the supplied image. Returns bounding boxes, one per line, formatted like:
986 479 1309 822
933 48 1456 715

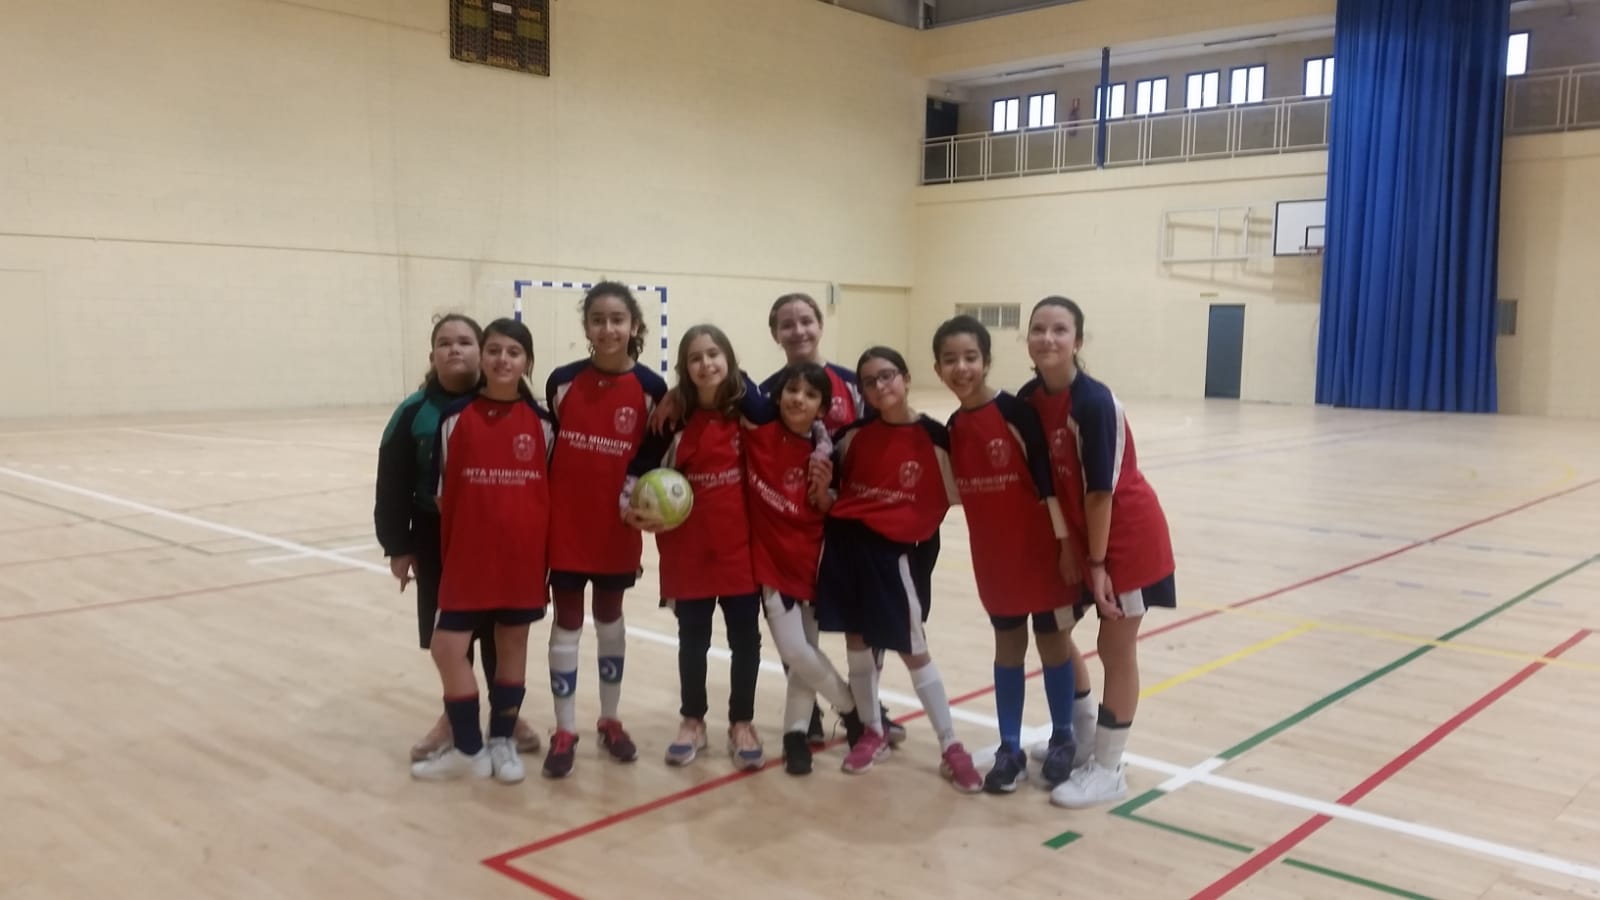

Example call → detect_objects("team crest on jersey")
1050 428 1071 459
987 437 1011 468
783 466 806 491
512 433 535 462
613 407 639 435
898 461 923 489
829 396 846 419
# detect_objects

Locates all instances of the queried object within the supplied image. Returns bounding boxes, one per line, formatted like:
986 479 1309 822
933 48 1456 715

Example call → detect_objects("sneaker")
728 722 764 771
1032 727 1096 769
514 719 542 755
840 708 866 748
782 731 813 776
488 737 526 784
411 746 492 781
841 728 889 774
940 742 982 794
882 707 907 747
410 715 452 762
597 718 639 763
1039 733 1079 787
1049 760 1128 808
664 718 708 766
983 744 1028 794
542 730 578 779
807 704 827 750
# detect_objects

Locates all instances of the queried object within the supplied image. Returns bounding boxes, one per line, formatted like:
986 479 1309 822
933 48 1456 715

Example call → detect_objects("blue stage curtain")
1315 0 1506 411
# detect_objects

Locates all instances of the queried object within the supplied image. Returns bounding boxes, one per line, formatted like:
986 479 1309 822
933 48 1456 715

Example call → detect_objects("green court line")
1054 557 1597 898
1102 808 1436 899
1043 830 1082 850
1216 554 1597 760
1280 858 1436 900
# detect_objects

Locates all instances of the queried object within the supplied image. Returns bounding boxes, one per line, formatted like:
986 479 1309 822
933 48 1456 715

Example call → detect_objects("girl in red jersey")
760 292 864 434
411 319 553 785
376 315 544 762
626 324 766 770
742 362 866 775
935 315 1083 795
814 347 982 793
1018 296 1176 809
541 282 668 779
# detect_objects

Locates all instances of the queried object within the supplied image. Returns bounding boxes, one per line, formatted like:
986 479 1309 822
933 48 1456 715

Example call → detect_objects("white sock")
910 661 957 751
1095 712 1129 770
846 648 881 735
548 626 581 734
1074 692 1098 744
595 617 626 721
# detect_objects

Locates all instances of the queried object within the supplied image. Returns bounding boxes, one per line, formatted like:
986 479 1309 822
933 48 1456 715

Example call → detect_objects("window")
955 303 1022 330
1507 32 1529 76
1305 56 1335 97
1094 83 1127 119
991 97 1019 133
1186 71 1220 109
1135 77 1169 115
1027 92 1057 128
1230 64 1265 104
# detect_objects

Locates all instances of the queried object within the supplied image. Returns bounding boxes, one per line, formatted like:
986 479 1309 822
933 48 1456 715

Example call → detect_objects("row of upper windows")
990 32 1530 131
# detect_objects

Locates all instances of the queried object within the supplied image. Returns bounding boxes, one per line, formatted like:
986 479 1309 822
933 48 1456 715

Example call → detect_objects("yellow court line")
1183 600 1600 674
1140 624 1318 700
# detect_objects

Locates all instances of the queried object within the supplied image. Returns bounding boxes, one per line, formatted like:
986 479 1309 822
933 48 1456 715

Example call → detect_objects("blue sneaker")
983 744 1028 794
1040 732 1078 786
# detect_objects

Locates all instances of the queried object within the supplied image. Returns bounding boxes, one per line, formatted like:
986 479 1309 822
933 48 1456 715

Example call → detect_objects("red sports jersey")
435 395 555 611
545 360 669 576
947 393 1073 616
1021 372 1175 593
744 418 827 600
761 362 862 434
828 415 957 545
653 409 756 600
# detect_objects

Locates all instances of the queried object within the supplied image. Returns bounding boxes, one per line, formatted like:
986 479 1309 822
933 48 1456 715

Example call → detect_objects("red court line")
1189 628 1592 900
483 478 1599 897
0 567 355 623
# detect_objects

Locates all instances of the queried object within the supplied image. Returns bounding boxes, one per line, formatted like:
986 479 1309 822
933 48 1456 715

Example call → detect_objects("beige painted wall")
911 154 1328 403
1497 130 1600 419
0 0 921 416
910 127 1600 417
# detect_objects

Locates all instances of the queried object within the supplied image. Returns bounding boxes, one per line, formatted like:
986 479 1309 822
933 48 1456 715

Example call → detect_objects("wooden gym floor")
1 395 1597 899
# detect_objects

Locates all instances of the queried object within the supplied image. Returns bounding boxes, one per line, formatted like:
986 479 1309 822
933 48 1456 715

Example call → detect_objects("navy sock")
994 664 1025 751
1043 660 1078 743
444 694 482 755
488 681 526 739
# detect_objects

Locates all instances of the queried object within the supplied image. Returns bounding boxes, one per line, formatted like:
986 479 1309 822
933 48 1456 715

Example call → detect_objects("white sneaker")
1049 760 1127 808
488 737 526 784
411 747 492 781
1073 739 1094 769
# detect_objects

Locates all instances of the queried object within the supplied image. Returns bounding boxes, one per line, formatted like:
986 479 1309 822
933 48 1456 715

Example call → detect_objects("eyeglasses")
861 370 903 390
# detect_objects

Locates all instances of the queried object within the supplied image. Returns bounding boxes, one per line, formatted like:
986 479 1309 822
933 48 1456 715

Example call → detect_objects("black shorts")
412 512 443 649
990 606 1078 634
1075 572 1178 620
814 518 939 655
435 607 546 632
549 569 638 593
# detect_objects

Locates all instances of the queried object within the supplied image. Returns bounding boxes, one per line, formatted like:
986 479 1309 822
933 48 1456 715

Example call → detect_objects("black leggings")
413 511 498 682
674 593 761 722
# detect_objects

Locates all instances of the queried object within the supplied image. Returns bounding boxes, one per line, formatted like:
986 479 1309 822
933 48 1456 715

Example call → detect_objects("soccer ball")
631 468 695 531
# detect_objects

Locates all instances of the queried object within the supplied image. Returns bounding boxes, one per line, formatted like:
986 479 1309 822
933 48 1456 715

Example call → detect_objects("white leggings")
761 587 855 733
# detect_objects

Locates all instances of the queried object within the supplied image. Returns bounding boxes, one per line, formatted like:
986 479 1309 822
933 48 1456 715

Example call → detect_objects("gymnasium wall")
1497 130 1600 419
909 154 1327 403
909 128 1600 417
0 0 921 417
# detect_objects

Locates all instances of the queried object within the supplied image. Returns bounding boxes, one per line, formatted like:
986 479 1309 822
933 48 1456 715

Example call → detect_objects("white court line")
249 543 375 565
5 464 1597 885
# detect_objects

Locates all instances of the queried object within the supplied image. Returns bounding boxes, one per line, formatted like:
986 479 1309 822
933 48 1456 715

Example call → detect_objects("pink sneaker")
940 742 982 794
841 728 889 774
